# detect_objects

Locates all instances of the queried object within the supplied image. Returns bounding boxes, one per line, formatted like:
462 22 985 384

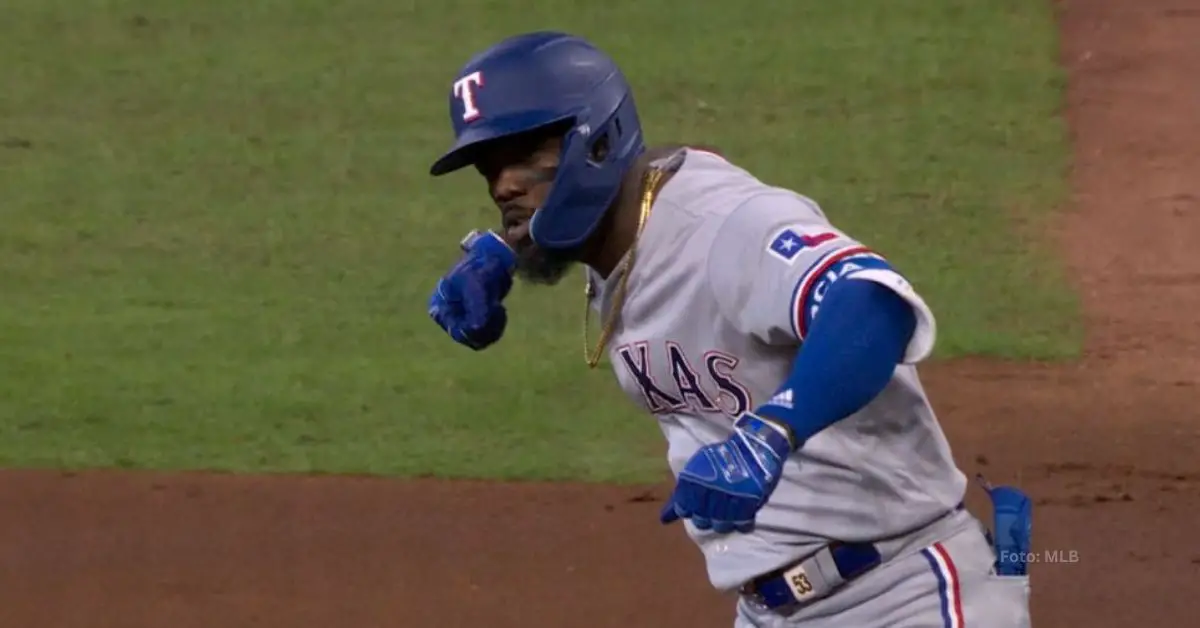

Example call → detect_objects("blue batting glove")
976 474 1033 576
428 230 516 351
660 413 795 534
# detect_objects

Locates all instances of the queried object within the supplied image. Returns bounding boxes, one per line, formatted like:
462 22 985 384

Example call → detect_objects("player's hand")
659 413 794 534
427 230 516 351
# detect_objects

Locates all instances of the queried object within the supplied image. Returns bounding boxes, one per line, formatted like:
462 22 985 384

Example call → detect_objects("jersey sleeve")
706 192 937 363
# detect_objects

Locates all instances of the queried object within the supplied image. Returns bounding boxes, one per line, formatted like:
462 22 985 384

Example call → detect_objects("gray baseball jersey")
586 148 968 592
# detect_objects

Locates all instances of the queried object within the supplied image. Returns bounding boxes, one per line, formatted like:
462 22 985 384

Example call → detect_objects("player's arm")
752 274 918 448
708 193 936 449
660 198 934 532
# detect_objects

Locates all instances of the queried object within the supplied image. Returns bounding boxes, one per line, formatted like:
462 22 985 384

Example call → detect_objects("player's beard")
512 234 576 286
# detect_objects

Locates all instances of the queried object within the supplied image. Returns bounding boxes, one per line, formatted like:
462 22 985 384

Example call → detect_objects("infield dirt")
2 1 1198 626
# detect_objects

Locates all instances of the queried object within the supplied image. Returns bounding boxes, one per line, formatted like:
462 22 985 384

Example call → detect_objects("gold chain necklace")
582 166 666 368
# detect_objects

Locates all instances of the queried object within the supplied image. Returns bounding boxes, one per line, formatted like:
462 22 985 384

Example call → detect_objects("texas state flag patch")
767 228 840 264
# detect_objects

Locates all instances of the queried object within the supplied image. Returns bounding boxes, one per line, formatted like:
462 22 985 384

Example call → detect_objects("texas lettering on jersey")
614 342 752 417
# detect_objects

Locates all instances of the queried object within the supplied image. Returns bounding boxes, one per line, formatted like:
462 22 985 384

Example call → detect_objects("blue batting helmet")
428 31 645 250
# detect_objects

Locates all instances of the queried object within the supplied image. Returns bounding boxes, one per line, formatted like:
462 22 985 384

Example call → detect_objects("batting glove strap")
460 229 517 272
735 413 796 459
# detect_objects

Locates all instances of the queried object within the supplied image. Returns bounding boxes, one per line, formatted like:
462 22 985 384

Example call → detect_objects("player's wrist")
736 411 798 453
460 229 517 272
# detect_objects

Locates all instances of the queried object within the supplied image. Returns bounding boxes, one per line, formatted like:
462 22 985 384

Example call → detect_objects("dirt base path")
3 1 1198 626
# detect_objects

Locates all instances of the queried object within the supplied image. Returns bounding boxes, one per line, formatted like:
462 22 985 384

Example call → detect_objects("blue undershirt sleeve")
754 277 917 447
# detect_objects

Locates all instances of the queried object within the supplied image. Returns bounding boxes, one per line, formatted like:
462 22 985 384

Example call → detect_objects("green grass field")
0 0 1078 481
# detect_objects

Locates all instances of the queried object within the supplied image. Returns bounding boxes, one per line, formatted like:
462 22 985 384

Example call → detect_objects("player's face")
474 129 576 286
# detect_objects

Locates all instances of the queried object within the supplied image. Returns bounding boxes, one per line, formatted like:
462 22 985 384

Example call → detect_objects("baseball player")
426 31 1033 627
